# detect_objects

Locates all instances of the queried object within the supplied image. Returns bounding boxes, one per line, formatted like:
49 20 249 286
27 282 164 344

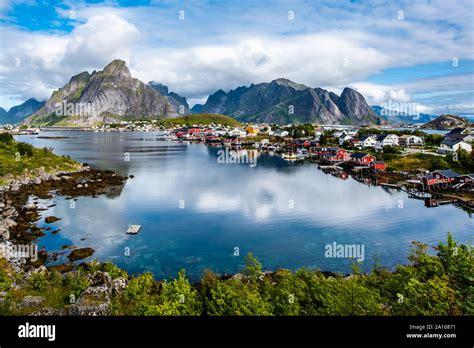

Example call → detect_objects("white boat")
282 153 297 161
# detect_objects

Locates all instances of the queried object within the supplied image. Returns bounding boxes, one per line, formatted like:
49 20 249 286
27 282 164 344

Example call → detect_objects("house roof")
359 135 374 141
350 152 371 159
376 134 388 141
441 138 463 147
446 127 469 136
459 173 474 179
446 133 470 141
434 169 460 178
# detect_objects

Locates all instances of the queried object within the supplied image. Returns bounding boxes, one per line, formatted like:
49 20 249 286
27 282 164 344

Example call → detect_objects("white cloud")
0 0 472 113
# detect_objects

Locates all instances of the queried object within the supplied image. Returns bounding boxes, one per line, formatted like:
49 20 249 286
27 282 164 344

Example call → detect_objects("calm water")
16 131 473 281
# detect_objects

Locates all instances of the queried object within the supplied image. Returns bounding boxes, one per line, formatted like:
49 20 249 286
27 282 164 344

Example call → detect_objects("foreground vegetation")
0 133 79 182
0 234 471 316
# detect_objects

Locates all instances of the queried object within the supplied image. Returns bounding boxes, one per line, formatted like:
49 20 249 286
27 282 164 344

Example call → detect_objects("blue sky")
0 0 473 116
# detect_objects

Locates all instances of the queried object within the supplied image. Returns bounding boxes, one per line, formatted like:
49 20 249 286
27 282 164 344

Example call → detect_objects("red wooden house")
349 152 376 165
370 160 387 172
320 147 349 162
422 170 459 187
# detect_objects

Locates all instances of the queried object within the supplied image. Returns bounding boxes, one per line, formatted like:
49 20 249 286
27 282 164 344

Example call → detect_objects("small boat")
282 153 297 161
126 224 141 234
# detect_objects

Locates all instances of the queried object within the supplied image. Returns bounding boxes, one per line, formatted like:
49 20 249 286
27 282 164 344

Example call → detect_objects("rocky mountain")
191 78 380 125
148 82 190 115
421 114 474 129
25 60 177 126
372 105 437 124
0 98 45 125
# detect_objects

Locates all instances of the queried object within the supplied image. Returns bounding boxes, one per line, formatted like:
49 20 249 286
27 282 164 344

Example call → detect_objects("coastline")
0 132 472 317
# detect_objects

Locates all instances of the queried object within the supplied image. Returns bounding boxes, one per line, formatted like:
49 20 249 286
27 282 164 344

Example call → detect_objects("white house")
333 130 347 138
339 134 353 146
375 134 399 150
274 130 289 137
359 135 376 148
230 128 247 137
438 139 472 154
398 135 424 147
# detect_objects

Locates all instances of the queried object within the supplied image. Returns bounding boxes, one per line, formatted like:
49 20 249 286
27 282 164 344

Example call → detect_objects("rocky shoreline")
0 165 128 271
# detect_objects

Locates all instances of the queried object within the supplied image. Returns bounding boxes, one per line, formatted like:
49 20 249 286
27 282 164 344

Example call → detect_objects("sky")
0 0 473 116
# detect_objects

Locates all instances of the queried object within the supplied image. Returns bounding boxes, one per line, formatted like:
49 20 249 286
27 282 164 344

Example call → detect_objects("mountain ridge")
25 60 177 126
191 79 380 125
0 98 45 125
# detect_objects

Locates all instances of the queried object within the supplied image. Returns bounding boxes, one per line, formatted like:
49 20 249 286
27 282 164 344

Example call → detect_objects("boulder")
44 216 61 224
111 277 128 296
67 247 95 261
30 307 64 316
87 271 112 288
17 295 45 309
68 286 111 316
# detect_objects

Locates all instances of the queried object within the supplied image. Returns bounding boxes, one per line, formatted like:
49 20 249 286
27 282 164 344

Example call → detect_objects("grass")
157 114 242 127
0 133 80 182
385 153 449 172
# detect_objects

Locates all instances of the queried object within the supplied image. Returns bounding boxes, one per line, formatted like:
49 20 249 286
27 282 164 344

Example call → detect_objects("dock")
126 224 141 234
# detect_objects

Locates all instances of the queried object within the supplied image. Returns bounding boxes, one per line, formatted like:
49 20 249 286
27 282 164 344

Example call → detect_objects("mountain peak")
102 59 131 79
271 78 308 90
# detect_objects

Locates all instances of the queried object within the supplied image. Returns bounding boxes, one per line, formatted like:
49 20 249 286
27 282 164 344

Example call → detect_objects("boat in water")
282 153 297 161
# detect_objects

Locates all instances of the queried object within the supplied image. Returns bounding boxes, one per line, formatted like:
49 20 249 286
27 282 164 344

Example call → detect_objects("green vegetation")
383 149 474 173
0 133 79 179
157 114 242 127
0 234 471 316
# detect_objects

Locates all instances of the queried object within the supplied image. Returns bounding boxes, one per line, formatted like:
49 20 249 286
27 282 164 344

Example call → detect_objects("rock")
87 271 112 287
111 277 128 296
24 203 37 210
68 286 111 316
61 175 72 180
34 178 42 185
51 174 61 181
77 184 83 189
17 295 45 309
230 273 246 281
129 175 134 179
67 247 95 261
0 202 5 209
45 216 61 224
2 206 16 218
30 307 64 316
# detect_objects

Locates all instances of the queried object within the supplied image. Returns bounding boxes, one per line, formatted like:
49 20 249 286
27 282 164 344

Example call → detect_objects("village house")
422 170 460 187
359 135 376 148
456 173 474 189
245 125 260 136
320 147 349 162
445 127 471 138
398 135 424 147
230 128 247 138
273 130 289 137
370 160 387 172
338 134 353 146
314 127 324 137
349 152 377 165
438 138 472 155
374 134 399 150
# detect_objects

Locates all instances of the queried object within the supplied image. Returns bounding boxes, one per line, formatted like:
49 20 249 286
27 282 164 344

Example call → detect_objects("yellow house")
246 125 260 136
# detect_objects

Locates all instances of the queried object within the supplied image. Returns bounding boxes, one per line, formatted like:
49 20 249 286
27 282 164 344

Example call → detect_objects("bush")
15 142 34 157
0 133 13 143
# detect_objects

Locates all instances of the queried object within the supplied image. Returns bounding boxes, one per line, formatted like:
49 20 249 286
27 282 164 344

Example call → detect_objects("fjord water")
17 132 473 281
